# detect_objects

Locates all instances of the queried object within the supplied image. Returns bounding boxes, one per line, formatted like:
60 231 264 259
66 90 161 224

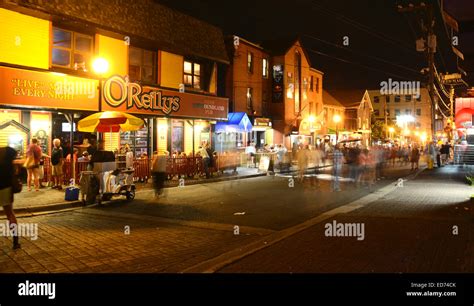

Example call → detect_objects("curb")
1 172 266 218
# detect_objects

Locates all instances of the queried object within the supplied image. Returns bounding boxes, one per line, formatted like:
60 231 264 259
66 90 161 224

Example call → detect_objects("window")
416 122 421 128
386 109 390 116
247 52 253 73
184 60 201 89
52 27 93 71
385 96 390 103
374 109 380 116
405 95 412 102
129 47 156 83
309 102 313 115
405 109 412 115
395 95 400 102
315 77 320 93
374 96 379 103
246 87 253 110
395 109 401 116
262 58 268 78
310 76 314 91
416 95 422 102
416 109 421 116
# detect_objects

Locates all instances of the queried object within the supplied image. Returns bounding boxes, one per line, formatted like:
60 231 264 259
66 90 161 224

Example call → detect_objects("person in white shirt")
245 141 256 167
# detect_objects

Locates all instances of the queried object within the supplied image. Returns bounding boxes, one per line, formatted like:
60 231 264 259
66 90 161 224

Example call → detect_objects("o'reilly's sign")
103 75 180 115
101 75 229 120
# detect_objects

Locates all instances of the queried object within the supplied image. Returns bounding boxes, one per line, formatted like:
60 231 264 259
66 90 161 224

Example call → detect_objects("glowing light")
333 114 341 123
389 127 395 133
308 115 316 123
92 58 109 75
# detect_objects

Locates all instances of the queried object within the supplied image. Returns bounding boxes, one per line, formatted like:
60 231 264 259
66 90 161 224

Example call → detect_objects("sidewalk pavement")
2 167 264 216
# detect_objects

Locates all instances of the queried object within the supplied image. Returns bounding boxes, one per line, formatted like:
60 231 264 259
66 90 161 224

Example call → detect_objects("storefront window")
120 126 148 158
172 120 184 153
52 28 93 71
129 47 156 83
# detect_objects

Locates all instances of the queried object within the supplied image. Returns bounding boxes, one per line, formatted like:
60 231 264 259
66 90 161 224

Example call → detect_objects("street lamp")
389 126 395 141
333 114 341 144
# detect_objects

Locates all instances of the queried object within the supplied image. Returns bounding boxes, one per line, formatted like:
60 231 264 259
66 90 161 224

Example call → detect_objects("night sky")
156 0 474 92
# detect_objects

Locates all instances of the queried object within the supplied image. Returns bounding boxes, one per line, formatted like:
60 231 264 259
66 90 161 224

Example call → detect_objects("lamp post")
333 114 341 144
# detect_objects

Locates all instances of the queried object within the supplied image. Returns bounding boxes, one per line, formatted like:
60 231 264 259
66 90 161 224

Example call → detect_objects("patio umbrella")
78 111 144 133
78 111 144 150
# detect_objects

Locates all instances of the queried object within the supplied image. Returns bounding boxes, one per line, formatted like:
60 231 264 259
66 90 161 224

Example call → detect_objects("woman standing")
25 138 42 191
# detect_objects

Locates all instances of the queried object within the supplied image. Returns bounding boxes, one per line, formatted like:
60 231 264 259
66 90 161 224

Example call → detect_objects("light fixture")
333 114 341 123
92 58 109 75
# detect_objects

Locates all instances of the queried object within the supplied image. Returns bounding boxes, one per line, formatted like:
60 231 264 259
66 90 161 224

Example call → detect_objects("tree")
371 114 385 142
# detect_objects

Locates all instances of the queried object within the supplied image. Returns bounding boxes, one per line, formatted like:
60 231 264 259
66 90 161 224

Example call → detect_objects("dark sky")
157 0 474 91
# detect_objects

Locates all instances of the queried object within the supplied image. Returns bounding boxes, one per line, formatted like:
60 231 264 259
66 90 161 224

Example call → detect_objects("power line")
302 33 421 75
309 0 418 54
307 48 419 81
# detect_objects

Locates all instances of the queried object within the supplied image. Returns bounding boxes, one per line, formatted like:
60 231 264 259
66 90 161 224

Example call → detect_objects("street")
3 164 471 273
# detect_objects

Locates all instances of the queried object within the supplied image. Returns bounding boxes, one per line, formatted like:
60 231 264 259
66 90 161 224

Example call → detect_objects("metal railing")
453 144 474 165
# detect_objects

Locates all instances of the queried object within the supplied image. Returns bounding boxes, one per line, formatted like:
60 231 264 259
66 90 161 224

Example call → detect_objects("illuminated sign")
0 66 98 111
101 75 228 120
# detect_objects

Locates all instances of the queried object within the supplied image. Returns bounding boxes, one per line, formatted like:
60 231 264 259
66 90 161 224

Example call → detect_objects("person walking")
332 144 345 192
24 138 42 191
151 151 167 199
410 145 420 171
297 144 309 182
51 138 64 190
0 146 21 249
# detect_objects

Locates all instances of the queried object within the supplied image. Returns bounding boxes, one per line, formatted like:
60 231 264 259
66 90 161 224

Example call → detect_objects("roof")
322 90 345 108
8 0 229 63
262 36 319 71
327 89 366 107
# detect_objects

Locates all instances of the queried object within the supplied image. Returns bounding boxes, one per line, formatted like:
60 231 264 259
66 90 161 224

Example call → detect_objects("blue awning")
215 112 253 133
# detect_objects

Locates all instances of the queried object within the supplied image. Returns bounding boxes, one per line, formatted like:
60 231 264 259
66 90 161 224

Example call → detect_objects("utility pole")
398 2 437 142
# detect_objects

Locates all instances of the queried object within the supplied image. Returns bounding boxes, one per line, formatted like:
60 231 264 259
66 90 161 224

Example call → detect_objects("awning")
215 112 253 133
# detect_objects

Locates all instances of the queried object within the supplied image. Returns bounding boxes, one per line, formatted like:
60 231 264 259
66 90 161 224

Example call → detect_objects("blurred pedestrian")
0 146 21 249
332 144 345 192
297 144 309 182
410 145 420 171
151 151 167 199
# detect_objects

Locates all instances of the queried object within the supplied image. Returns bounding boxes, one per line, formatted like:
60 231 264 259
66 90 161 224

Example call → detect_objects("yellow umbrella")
78 111 145 151
78 111 144 133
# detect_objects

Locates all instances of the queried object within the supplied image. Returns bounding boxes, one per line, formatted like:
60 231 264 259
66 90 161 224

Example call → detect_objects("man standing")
199 145 211 178
51 138 64 190
0 146 21 249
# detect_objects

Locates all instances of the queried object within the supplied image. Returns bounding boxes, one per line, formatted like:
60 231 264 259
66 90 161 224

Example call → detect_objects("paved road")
0 164 420 273
219 166 474 273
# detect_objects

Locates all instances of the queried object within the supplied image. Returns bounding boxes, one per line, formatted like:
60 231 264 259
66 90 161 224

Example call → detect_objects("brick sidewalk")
0 209 258 273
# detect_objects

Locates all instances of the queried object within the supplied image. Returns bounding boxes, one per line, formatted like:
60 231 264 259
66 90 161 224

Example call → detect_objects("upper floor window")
416 95 422 102
416 109 421 116
129 47 156 83
385 96 390 103
395 95 401 102
374 96 379 103
395 109 401 116
52 27 93 71
405 95 412 102
374 109 380 116
184 60 201 89
247 87 253 110
247 52 253 73
315 77 320 93
310 76 314 91
262 58 268 78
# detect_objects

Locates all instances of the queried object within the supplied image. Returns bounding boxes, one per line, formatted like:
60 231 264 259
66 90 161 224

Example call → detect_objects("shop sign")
102 75 228 120
0 66 99 111
254 118 271 127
